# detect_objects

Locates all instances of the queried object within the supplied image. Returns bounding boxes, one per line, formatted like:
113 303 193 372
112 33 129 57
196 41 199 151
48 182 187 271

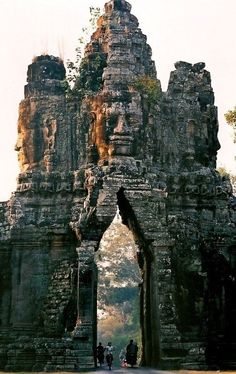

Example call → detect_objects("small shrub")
132 75 161 108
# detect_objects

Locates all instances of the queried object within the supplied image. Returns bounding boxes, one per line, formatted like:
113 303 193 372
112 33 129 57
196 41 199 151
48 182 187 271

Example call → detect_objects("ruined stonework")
0 0 236 370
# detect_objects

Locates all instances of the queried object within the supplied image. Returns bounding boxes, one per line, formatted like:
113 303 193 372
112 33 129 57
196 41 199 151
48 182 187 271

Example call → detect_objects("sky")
0 0 235 201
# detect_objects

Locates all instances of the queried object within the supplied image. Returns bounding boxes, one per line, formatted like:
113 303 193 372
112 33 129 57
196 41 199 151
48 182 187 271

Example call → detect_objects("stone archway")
95 210 142 366
116 187 161 366
74 184 165 368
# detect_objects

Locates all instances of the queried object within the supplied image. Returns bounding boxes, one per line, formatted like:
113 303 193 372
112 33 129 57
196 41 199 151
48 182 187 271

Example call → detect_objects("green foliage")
66 7 101 90
132 75 161 108
96 220 142 366
74 52 107 97
98 296 141 366
225 106 236 142
103 287 138 305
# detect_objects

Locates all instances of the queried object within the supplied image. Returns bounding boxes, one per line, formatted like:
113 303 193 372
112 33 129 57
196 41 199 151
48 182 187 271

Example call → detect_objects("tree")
66 7 101 88
225 106 236 142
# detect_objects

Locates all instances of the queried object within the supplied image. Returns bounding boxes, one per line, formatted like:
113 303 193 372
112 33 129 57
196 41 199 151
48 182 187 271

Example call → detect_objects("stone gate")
0 0 235 370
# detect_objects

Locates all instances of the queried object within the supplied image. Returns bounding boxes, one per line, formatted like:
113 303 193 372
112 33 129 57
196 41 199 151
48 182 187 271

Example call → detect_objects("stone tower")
0 0 235 370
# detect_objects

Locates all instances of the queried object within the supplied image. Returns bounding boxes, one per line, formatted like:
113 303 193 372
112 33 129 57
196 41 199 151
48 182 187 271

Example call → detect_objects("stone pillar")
151 242 181 368
73 241 98 342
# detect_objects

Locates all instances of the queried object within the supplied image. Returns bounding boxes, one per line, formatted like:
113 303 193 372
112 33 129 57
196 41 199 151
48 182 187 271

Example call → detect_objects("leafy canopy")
66 7 101 88
225 106 236 142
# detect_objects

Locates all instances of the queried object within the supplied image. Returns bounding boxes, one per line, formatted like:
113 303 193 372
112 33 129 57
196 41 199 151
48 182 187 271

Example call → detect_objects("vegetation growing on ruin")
132 75 161 108
73 52 107 97
225 106 236 142
65 7 103 100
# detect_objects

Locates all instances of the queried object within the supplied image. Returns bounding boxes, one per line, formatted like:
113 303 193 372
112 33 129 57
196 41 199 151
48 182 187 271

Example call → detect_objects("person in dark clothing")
126 339 138 367
96 342 105 367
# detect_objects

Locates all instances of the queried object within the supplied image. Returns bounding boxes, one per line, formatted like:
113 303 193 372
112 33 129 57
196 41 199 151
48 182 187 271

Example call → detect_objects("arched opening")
74 187 161 368
116 187 159 367
92 187 159 368
95 210 142 367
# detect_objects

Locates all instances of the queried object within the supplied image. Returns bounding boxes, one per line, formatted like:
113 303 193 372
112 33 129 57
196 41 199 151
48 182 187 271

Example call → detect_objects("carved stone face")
15 132 30 172
15 99 58 172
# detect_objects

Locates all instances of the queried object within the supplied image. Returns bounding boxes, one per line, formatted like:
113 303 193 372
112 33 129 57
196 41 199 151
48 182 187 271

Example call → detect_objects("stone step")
180 362 209 370
159 356 183 370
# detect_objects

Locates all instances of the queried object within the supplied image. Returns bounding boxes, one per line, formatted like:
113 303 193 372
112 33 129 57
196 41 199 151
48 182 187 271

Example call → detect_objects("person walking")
105 342 114 370
96 342 105 367
126 339 138 367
